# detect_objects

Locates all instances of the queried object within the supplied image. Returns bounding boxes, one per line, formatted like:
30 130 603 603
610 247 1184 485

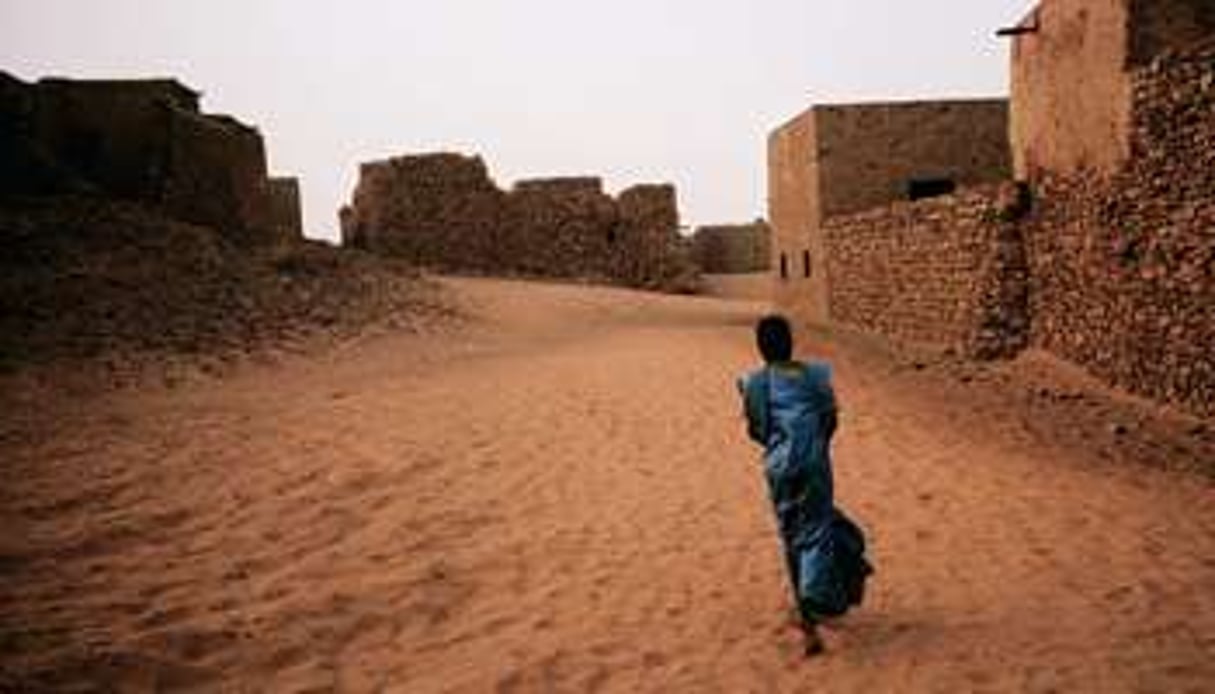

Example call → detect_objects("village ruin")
0 72 302 246
340 153 697 291
768 0 1214 417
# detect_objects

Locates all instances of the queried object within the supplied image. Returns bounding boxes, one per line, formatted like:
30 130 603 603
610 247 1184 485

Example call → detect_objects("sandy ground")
697 273 772 301
1 277 1213 693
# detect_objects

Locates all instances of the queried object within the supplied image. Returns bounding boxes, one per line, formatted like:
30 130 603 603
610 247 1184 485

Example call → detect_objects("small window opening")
802 250 811 278
907 178 956 201
607 227 617 244
779 253 788 280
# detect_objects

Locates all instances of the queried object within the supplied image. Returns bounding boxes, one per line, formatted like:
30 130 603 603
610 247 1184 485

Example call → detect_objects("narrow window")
779 253 788 280
907 178 957 201
802 250 811 278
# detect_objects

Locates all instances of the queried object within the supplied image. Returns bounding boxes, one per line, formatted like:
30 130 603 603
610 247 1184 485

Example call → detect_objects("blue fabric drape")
738 362 871 620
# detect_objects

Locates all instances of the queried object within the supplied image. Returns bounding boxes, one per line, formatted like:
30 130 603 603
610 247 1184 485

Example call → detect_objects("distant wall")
692 221 771 274
0 73 286 245
343 153 503 270
343 154 694 291
268 177 303 240
161 111 274 243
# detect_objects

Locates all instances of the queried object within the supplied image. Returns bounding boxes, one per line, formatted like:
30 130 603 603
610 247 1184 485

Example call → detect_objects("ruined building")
341 153 695 291
767 0 1214 416
691 220 772 274
0 73 302 246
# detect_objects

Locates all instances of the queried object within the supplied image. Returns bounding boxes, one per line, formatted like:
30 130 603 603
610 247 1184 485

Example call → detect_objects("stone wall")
342 153 693 291
814 99 1012 219
824 184 1029 358
343 153 504 270
1021 40 1215 416
1129 0 1215 65
161 111 275 243
0 73 289 245
768 99 1011 326
502 177 617 279
691 221 771 274
269 177 303 240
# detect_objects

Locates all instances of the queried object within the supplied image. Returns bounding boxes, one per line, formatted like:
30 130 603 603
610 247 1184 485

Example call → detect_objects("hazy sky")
2 1 1031 241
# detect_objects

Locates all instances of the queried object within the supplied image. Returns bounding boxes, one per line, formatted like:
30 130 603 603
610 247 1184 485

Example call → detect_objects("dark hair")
756 314 793 363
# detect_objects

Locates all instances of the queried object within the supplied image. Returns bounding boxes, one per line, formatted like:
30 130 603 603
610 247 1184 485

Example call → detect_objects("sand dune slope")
2 277 1212 692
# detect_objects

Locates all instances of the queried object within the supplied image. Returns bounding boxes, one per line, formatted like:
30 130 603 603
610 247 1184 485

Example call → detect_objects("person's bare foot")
801 623 825 657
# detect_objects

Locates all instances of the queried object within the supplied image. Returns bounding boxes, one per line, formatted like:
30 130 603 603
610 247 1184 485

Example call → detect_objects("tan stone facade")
765 0 1214 416
1012 0 1215 415
0 73 296 246
342 153 695 291
768 99 1011 324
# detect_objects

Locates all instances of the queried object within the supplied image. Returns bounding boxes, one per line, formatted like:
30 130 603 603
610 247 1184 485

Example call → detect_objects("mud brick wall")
0 73 283 245
614 184 687 289
824 184 1029 358
343 153 504 271
692 221 771 274
1023 42 1215 416
502 178 617 279
161 111 274 243
343 154 692 290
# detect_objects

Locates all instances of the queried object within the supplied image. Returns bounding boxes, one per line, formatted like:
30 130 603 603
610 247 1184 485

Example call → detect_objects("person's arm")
738 372 769 446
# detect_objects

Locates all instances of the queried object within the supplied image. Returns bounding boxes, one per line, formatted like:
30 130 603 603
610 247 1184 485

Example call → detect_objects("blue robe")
738 361 871 620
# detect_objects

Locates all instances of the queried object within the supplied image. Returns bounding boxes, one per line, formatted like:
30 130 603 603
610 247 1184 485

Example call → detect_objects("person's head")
755 314 793 363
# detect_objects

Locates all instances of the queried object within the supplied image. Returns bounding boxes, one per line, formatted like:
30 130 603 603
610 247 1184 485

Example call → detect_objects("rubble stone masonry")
1022 40 1215 416
342 153 693 291
824 184 1029 359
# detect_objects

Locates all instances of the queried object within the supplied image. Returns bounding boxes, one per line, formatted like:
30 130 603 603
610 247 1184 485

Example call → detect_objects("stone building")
342 152 695 291
0 72 298 246
1009 0 1215 180
768 99 1011 323
691 220 771 274
764 0 1214 416
1006 0 1215 414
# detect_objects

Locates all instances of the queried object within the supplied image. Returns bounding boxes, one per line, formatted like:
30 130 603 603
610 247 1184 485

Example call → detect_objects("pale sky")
2 1 1031 241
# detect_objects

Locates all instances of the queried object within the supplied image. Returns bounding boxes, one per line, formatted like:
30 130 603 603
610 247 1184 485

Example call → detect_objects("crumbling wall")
1022 41 1215 415
825 184 1029 358
615 184 689 289
343 153 504 270
268 177 304 243
343 154 692 290
162 111 273 243
0 73 284 246
502 177 617 279
692 221 771 274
